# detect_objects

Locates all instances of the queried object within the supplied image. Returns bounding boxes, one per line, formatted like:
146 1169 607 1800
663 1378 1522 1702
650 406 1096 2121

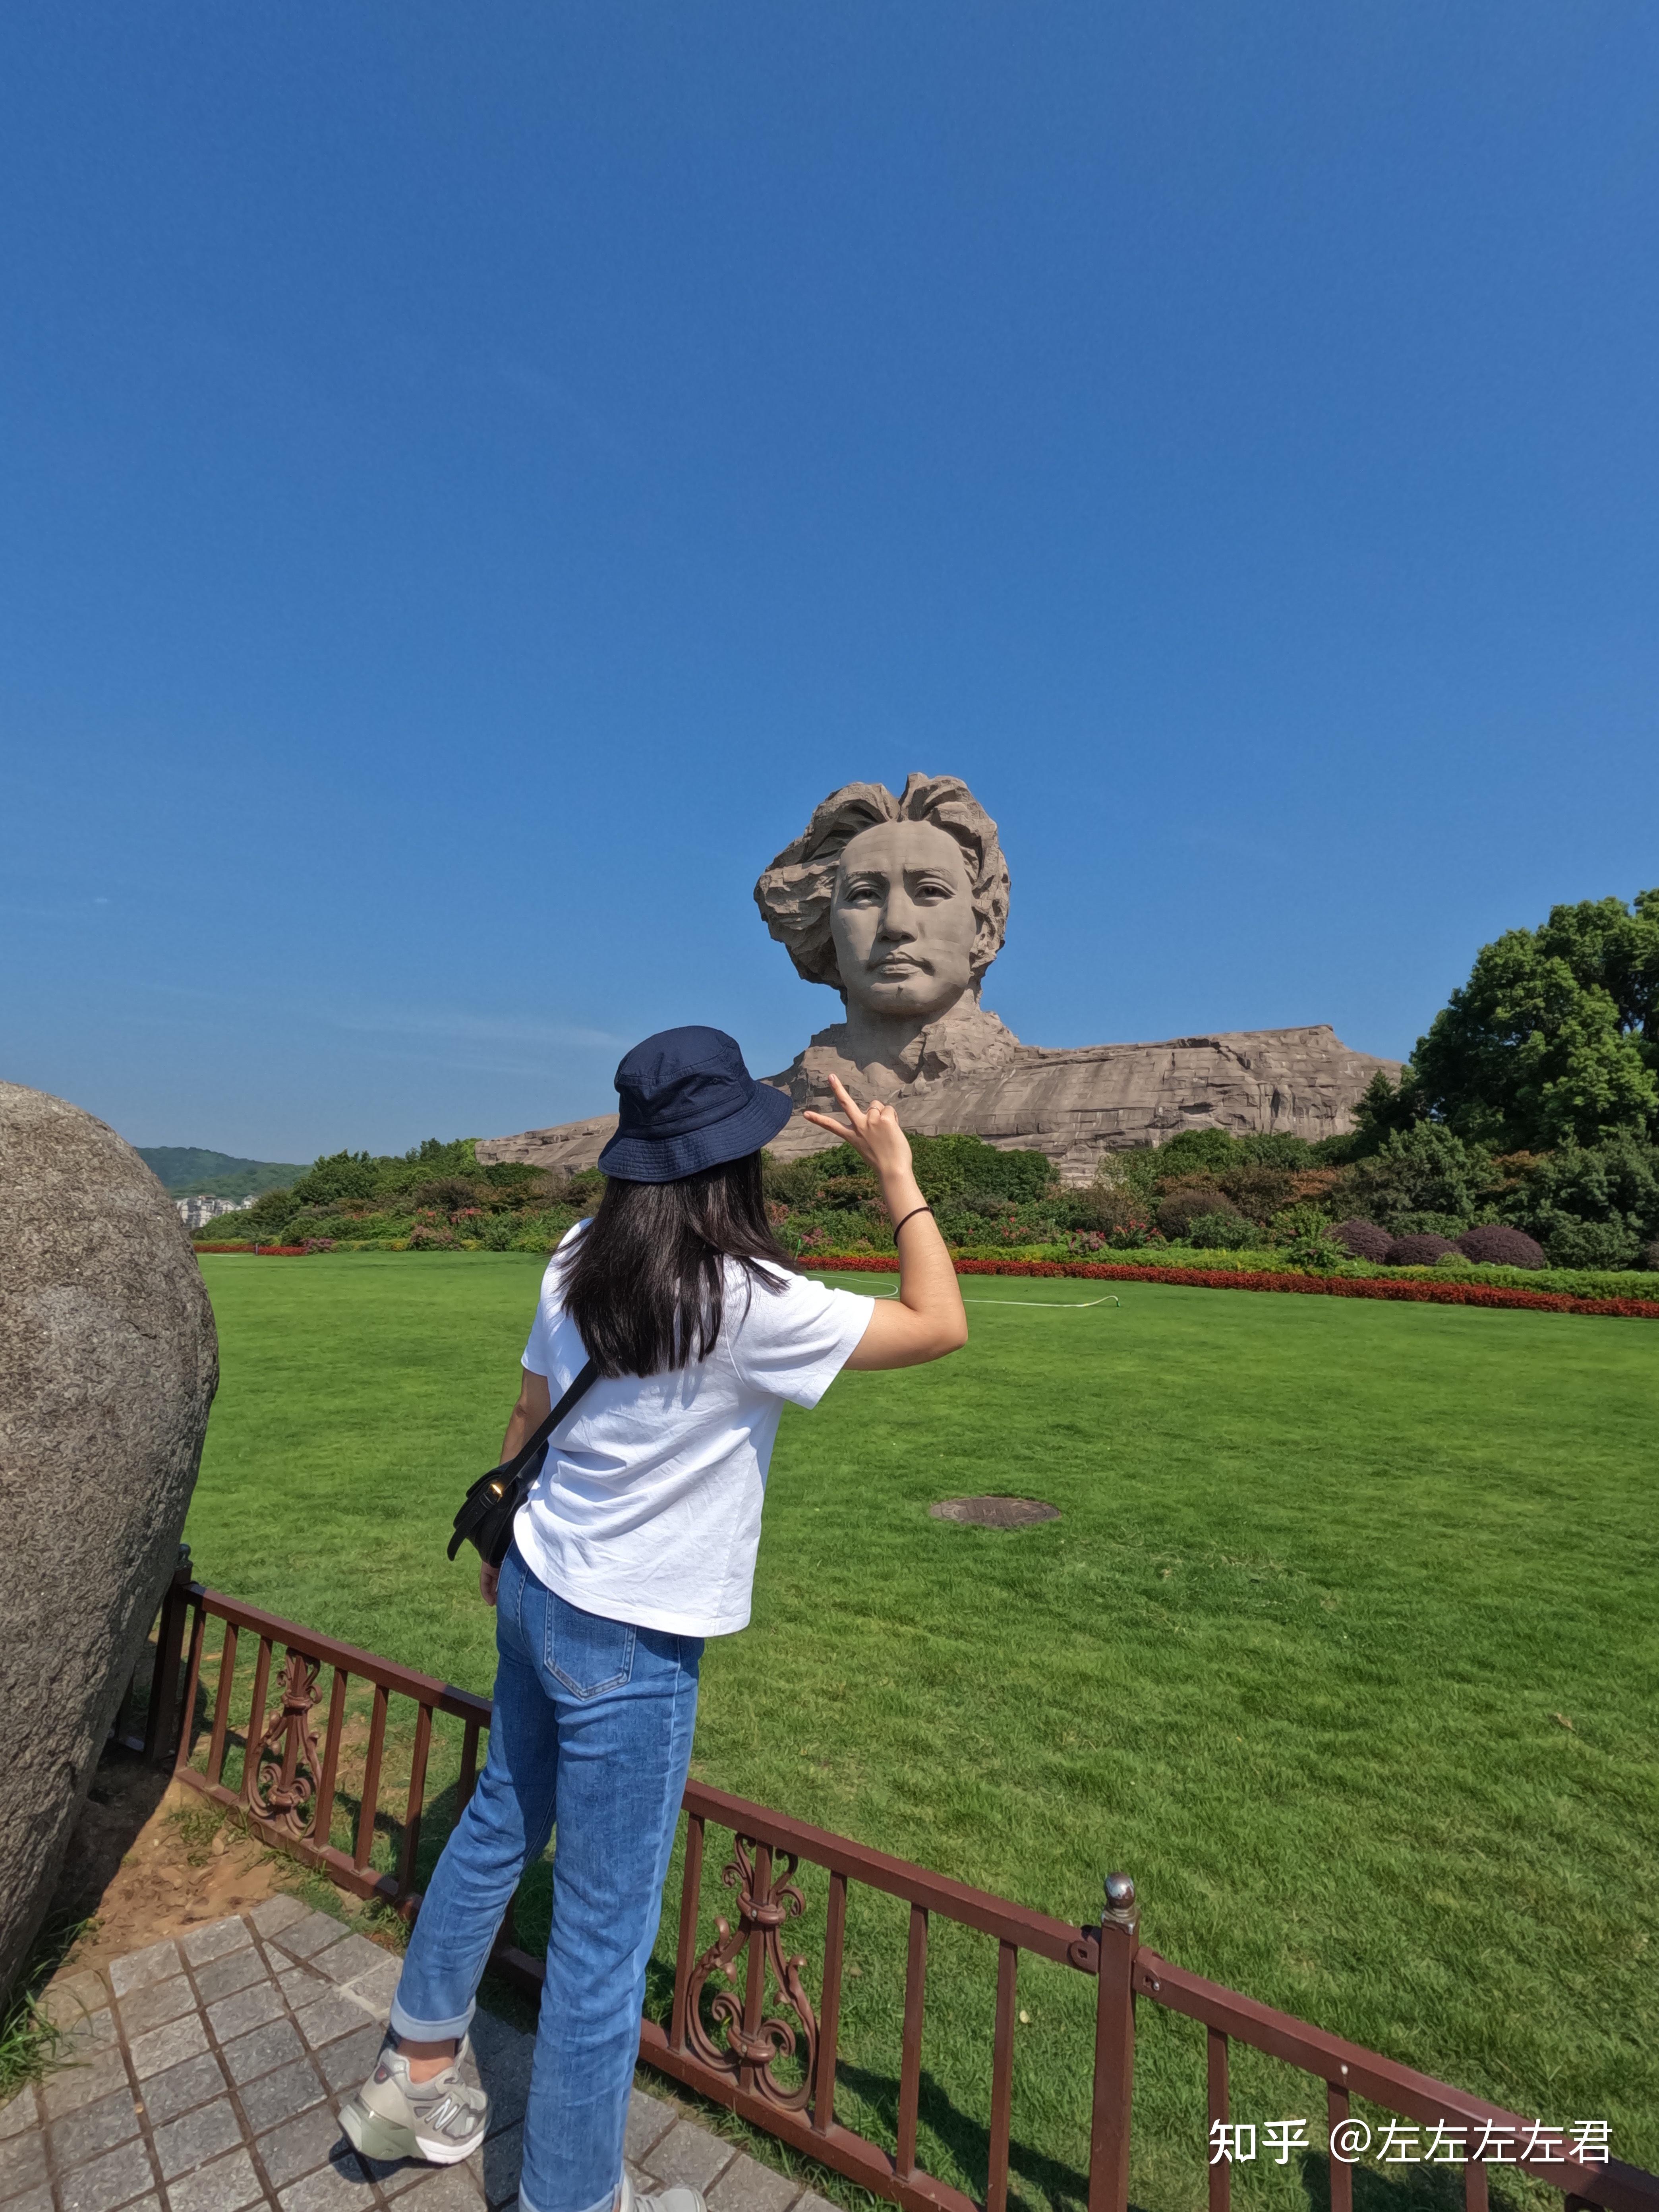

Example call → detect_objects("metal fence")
132 1564 1658 2212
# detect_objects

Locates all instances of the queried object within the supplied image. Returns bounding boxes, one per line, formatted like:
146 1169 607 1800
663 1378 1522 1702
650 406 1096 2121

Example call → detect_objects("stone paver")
44 2091 141 2172
40 2050 128 2120
309 1936 389 1989
461 2017 531 2139
270 1914 352 1965
0 2126 49 2198
398 2173 481 2210
107 1944 179 2001
222 2018 307 2088
249 1896 311 1939
646 2118 737 2194
294 1992 373 2052
37 1978 108 2034
470 2121 522 2208
181 1919 254 1969
341 1961 401 2017
152 2095 244 2180
316 2024 383 2097
128 2013 209 2081
276 2154 379 2210
623 2088 675 2165
168 2148 264 2212
708 2157 808 2212
0 2085 41 2140
194 1945 269 2006
113 1978 195 2041
138 2052 227 2129
208 1980 286 2046
55 2135 154 2212
354 2152 430 2200
5 1911 837 2212
1 2184 54 2212
256 2103 354 2191
238 2055 327 2136
56 2016 116 2063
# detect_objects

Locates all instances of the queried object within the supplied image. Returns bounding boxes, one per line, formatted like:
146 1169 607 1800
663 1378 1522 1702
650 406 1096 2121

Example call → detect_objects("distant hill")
136 1147 309 1200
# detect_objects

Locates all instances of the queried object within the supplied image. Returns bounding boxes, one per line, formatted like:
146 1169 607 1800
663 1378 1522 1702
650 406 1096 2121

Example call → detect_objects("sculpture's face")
830 821 977 1021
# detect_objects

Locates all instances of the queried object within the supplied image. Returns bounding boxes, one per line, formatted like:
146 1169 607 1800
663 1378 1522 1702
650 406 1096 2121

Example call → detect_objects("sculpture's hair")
754 774 1010 993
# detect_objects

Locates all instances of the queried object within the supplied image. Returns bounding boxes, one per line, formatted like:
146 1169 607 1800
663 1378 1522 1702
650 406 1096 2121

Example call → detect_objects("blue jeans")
391 1544 702 2212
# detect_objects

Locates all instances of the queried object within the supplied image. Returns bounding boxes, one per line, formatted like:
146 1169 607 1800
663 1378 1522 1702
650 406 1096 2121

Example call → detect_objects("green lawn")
186 1253 1659 2210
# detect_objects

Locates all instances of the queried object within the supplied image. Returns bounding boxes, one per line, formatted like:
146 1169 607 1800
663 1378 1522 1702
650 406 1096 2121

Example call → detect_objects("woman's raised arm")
803 1073 968 1369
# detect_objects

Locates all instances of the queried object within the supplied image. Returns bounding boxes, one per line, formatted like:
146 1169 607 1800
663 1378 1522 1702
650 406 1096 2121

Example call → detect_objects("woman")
342 1025 967 2212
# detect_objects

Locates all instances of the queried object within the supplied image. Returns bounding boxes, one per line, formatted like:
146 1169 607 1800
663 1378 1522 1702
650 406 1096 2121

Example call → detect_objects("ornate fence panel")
136 1569 1659 2212
142 1564 489 1918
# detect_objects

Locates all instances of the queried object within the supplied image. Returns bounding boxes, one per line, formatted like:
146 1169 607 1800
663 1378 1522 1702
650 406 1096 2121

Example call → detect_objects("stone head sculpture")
755 776 1009 1045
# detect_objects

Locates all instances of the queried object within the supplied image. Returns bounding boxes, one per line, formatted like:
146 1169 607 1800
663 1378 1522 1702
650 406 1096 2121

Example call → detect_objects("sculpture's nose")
879 886 919 941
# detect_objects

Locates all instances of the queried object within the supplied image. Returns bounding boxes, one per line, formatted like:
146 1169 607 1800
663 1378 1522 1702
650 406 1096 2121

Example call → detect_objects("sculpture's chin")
853 980 969 1023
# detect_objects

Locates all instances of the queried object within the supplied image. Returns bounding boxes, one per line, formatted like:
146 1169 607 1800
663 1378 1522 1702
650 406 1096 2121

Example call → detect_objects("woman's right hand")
803 1073 915 1187
805 1073 968 1370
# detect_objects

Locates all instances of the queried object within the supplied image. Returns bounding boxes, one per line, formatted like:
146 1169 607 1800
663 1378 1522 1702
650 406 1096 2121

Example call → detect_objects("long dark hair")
559 1151 797 1378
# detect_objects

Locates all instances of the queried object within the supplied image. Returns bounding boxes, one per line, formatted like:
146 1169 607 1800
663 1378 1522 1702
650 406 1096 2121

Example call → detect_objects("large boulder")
0 1083 217 1994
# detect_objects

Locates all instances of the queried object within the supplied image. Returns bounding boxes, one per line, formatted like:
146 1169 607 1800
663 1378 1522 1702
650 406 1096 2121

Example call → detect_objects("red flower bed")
192 1243 310 1255
810 1254 1659 1321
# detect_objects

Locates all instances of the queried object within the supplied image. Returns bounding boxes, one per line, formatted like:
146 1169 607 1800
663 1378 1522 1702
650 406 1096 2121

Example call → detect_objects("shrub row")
810 1253 1659 1320
1332 1218 1547 1269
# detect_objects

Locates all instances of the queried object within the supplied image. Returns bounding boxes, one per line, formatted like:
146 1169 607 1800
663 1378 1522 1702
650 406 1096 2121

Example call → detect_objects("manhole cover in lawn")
929 1497 1060 1529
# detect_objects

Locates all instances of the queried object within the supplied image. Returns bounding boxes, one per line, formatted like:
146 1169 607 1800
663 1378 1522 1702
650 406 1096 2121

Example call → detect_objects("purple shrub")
1332 1218 1392 1262
1385 1232 1457 1266
1455 1224 1546 1270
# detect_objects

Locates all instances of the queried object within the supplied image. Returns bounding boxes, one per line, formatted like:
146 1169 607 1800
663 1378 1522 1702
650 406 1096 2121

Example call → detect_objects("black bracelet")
892 1203 933 1237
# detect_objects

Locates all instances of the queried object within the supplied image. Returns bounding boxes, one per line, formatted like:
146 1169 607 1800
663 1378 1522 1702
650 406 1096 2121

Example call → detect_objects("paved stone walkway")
0 1899 836 2212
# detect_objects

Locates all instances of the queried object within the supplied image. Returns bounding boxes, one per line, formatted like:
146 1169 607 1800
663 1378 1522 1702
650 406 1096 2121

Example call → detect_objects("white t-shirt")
514 1227 874 1638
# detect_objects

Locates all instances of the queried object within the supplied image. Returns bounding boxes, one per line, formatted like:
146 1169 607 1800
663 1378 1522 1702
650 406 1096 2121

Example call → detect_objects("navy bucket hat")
596 1026 794 1183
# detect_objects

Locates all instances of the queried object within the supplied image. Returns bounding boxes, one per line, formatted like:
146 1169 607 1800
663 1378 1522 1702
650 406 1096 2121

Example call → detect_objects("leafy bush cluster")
197 1137 605 1253
762 1123 1363 1261
1320 1122 1659 1268
762 1109 1659 1273
200 1110 1659 1278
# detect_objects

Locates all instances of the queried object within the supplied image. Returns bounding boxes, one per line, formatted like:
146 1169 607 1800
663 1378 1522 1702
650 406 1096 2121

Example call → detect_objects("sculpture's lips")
870 954 927 975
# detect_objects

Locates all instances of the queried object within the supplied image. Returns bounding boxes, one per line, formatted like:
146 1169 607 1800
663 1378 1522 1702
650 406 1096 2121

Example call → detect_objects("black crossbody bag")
448 1358 599 1571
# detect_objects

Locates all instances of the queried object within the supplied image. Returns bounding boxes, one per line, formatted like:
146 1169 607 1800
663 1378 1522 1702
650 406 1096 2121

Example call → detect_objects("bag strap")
502 1357 600 1481
446 1357 601 1564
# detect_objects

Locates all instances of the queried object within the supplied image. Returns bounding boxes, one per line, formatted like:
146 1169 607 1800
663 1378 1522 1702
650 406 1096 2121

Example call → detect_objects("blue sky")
4 4 1656 1161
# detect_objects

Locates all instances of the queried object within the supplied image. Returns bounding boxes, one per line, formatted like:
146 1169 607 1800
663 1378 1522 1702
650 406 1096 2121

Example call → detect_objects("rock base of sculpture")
0 1083 218 1995
478 1023 1398 1187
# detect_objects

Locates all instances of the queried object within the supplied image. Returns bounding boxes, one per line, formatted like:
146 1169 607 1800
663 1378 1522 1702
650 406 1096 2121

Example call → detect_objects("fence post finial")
1087 1871 1140 2212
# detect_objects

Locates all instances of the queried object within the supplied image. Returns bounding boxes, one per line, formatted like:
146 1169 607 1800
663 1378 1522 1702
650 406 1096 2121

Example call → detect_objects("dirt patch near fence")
44 1750 291 1984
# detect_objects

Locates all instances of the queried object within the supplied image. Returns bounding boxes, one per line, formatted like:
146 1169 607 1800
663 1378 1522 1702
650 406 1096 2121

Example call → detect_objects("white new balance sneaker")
339 2035 489 2166
621 2166 706 2212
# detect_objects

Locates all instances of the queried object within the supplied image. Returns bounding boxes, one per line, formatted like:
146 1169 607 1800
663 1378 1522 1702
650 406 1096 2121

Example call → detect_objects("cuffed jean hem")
520 2180 617 2212
389 1990 478 2041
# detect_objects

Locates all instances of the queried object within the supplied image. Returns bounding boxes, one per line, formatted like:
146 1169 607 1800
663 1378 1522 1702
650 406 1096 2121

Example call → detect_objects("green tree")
1333 1124 1494 1236
291 1151 379 1205
1408 890 1659 1149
